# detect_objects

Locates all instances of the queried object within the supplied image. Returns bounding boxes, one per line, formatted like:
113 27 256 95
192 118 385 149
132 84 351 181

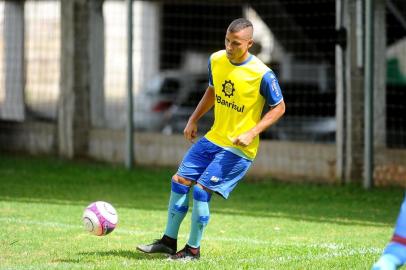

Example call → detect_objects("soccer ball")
82 201 118 236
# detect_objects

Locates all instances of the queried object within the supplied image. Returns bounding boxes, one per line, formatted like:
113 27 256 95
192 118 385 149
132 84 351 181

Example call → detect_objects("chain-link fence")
0 0 404 186
374 0 406 187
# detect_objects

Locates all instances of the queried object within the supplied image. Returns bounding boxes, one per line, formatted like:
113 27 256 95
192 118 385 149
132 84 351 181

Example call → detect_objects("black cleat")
169 244 200 261
136 236 177 255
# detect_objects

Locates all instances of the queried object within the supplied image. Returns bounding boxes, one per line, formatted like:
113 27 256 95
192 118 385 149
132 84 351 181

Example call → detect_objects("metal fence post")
364 0 374 189
126 0 134 169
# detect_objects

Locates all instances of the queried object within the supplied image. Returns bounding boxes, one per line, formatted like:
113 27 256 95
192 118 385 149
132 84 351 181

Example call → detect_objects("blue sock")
372 252 402 270
384 195 406 267
187 185 211 248
164 180 190 239
394 196 406 237
383 242 406 264
372 195 406 270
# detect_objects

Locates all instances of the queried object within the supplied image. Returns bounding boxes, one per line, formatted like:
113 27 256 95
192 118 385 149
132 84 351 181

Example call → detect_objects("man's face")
224 28 253 63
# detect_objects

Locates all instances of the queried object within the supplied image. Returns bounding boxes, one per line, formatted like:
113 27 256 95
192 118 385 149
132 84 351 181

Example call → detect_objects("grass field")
0 154 404 270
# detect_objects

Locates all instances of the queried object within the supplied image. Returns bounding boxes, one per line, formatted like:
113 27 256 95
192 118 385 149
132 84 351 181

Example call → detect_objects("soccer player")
137 18 285 260
372 194 406 270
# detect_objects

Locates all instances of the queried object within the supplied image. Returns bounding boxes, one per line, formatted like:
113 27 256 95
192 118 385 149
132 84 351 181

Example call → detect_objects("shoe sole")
136 246 175 255
167 257 199 262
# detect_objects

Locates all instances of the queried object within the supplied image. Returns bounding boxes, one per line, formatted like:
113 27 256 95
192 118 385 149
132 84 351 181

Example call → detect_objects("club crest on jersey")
222 80 235 98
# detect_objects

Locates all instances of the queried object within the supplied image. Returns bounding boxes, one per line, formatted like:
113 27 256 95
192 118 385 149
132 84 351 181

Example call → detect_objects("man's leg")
188 184 212 248
137 137 212 256
137 175 192 255
169 183 211 260
170 149 252 260
164 176 193 240
372 195 406 270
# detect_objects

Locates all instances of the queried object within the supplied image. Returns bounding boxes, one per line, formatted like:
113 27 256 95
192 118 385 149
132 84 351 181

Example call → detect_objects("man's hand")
184 120 198 143
232 130 256 147
182 86 214 143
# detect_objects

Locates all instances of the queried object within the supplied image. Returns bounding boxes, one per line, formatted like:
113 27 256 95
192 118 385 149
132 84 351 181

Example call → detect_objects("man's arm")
184 86 215 143
233 100 285 147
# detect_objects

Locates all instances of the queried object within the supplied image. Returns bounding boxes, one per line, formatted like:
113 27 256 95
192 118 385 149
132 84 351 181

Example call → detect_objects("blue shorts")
177 137 252 199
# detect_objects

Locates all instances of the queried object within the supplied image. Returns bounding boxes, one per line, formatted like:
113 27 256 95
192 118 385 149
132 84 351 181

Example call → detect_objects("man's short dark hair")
227 18 253 33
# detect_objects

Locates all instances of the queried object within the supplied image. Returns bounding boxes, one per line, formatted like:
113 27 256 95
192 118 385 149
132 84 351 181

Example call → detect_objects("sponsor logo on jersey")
215 94 245 113
210 176 220 182
222 80 235 98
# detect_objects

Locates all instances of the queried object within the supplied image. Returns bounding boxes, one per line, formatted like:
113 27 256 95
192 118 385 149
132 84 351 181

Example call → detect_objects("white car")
133 71 208 131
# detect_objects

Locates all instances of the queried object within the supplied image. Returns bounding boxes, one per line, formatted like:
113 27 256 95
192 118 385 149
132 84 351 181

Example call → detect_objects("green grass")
0 154 404 270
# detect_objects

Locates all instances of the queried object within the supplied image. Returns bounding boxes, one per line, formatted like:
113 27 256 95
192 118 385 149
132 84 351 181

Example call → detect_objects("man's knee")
172 175 213 193
196 183 212 193
173 174 193 186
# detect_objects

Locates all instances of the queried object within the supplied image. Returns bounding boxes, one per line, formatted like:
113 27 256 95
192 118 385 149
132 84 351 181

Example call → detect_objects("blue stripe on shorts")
177 137 252 199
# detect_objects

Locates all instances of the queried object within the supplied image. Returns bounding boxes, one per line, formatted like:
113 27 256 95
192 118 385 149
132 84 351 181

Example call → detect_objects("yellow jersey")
205 50 283 160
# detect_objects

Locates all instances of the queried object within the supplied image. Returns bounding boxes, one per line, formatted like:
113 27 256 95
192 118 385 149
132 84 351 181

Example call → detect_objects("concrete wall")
0 121 337 183
1 1 25 121
87 129 337 183
0 122 56 155
1 121 404 187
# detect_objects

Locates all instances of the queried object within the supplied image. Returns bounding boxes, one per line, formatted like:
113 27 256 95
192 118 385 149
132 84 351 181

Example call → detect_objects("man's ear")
247 39 254 49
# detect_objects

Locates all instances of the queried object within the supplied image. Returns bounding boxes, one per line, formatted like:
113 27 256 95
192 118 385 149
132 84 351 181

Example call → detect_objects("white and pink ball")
82 201 118 236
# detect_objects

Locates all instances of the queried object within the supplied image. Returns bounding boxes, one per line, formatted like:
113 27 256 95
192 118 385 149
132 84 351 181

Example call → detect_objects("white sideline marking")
1 216 272 244
1 216 382 255
237 246 381 264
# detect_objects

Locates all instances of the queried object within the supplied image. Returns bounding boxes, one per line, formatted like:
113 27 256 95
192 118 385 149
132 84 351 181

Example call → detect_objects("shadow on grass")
77 250 166 260
0 154 404 227
52 250 165 264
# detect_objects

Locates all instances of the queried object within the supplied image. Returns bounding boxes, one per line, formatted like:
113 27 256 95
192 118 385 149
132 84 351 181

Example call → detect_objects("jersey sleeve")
259 70 283 106
208 55 213 87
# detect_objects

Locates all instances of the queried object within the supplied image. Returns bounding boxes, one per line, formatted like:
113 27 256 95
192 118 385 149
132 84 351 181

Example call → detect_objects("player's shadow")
77 250 167 261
